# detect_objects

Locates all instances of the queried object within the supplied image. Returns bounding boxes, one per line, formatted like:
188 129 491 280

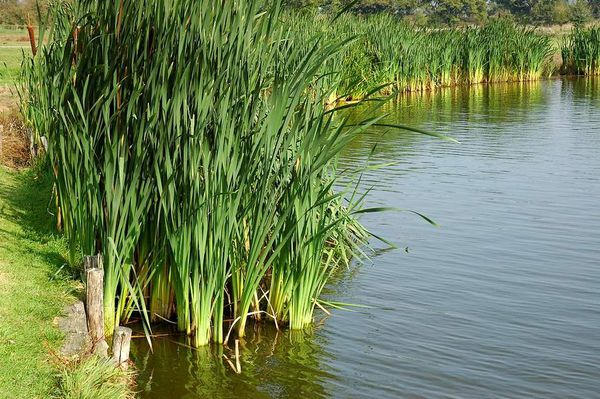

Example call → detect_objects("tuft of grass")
54 356 135 399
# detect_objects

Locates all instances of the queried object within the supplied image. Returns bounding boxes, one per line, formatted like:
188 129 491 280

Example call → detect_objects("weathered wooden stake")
82 254 100 283
111 326 132 368
86 263 108 357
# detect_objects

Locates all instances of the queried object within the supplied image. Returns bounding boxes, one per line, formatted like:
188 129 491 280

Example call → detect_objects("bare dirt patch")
0 86 17 113
0 271 9 287
0 35 29 44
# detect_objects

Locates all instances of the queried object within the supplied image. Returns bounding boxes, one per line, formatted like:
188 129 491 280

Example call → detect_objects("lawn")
0 27 28 85
0 166 80 398
0 47 24 85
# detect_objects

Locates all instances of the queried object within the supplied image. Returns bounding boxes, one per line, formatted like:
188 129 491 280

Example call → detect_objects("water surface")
133 78 600 399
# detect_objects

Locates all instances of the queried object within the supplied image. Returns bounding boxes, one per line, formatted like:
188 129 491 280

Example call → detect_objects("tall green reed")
562 26 600 75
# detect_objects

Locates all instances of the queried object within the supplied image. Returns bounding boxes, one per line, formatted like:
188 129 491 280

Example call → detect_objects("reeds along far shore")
285 13 557 98
561 26 600 76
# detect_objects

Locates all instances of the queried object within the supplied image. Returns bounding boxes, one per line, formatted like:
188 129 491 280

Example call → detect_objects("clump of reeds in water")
21 0 404 347
285 13 555 97
561 26 600 76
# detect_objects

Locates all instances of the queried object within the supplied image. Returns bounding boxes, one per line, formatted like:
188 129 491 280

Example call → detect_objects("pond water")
132 78 600 399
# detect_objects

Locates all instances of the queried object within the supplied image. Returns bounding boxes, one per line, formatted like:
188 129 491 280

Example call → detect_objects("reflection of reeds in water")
340 79 551 164
342 77 598 176
564 76 600 100
131 322 334 399
347 80 546 129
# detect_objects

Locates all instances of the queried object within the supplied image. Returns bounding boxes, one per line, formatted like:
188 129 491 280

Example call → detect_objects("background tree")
552 0 572 24
589 0 600 17
0 0 48 25
531 0 570 24
571 0 593 24
429 0 488 24
494 0 535 17
4 0 599 27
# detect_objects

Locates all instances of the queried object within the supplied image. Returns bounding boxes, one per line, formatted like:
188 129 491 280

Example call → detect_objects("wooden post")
83 255 93 283
111 326 132 368
82 254 101 283
86 264 108 357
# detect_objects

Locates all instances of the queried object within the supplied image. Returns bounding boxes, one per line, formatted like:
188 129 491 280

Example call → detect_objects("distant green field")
0 26 28 39
0 27 28 85
0 47 25 85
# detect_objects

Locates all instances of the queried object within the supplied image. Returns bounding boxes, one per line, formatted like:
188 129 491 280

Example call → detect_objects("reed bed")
561 26 600 76
286 13 556 97
22 0 422 347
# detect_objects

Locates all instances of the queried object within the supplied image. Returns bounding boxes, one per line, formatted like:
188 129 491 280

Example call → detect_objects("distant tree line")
286 0 600 25
1 0 599 27
0 0 48 26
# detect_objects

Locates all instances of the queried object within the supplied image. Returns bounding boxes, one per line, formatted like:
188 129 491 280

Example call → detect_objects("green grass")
0 27 28 44
56 356 135 399
0 164 135 398
0 47 25 85
0 166 78 398
0 27 28 85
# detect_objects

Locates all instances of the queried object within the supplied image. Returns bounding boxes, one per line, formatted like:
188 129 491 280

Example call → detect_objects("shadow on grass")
0 162 83 292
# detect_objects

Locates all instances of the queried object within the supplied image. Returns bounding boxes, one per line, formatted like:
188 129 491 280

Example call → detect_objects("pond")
132 78 600 399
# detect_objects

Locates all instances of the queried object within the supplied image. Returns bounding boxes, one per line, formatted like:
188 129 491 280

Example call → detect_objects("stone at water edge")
55 301 90 357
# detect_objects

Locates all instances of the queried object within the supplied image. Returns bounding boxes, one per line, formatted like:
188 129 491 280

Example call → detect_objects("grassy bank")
0 47 22 84
0 165 135 398
0 166 73 398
